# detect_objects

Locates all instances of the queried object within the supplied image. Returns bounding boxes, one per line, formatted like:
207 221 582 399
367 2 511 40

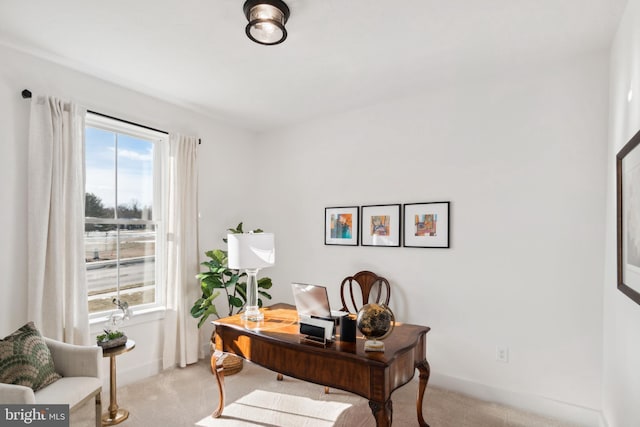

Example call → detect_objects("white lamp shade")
227 233 275 270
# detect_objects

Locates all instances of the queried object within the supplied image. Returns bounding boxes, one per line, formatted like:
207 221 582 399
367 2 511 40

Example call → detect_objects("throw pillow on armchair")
0 322 61 391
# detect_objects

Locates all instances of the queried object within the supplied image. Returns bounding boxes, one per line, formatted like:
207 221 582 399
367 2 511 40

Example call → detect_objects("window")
84 113 166 316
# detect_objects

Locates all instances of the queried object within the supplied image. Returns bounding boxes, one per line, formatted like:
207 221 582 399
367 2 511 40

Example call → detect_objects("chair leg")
95 393 102 427
277 373 283 381
324 386 329 394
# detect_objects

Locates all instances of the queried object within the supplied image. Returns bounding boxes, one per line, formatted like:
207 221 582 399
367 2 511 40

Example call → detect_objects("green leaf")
201 276 224 295
258 277 272 290
200 282 212 298
197 305 219 328
226 274 240 288
202 275 222 286
211 249 227 264
229 295 244 308
190 298 206 317
206 260 222 270
235 282 247 300
258 290 272 300
227 222 243 234
196 271 213 280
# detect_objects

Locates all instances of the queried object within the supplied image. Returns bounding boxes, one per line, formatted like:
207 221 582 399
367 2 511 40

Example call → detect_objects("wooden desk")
101 339 135 426
210 304 430 427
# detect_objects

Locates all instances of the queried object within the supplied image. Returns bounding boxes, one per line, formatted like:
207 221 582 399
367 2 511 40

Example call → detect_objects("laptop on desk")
291 283 347 320
291 283 347 342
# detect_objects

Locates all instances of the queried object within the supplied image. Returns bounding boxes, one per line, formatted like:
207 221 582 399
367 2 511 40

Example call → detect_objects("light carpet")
73 359 577 426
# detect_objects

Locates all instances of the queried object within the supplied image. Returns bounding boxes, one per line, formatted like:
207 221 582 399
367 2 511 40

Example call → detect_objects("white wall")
0 43 256 387
254 51 609 425
603 0 640 426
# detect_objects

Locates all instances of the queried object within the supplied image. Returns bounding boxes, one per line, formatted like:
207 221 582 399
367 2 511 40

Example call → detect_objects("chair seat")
35 377 101 409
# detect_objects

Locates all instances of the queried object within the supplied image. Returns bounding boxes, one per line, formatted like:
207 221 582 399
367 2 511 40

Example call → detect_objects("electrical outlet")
496 346 509 363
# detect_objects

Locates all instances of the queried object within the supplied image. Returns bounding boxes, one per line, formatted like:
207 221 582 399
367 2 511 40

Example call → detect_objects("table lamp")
227 232 275 322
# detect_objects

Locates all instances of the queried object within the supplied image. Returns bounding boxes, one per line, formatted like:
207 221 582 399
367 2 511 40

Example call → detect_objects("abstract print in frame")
617 128 640 306
325 206 359 246
403 202 450 248
361 204 401 247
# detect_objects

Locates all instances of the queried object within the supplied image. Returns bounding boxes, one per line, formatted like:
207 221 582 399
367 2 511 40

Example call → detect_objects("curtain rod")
21 89 201 145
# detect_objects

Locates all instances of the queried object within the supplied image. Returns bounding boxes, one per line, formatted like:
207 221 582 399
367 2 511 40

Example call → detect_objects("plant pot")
97 335 127 349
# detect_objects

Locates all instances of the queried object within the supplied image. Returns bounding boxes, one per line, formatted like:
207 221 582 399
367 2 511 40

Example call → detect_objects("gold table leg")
102 353 129 426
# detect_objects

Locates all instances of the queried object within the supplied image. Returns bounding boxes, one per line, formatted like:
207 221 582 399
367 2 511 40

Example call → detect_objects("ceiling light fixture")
243 0 290 46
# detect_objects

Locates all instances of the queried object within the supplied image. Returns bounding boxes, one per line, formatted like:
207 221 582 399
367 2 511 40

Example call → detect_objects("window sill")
89 306 166 332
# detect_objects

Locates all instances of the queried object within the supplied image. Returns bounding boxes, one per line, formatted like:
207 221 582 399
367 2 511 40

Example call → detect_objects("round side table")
101 339 135 426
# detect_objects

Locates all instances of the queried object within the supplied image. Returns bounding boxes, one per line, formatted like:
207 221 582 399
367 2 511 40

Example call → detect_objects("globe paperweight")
356 303 395 352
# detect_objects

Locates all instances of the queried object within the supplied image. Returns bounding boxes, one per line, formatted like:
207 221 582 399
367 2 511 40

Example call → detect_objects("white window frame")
85 112 167 321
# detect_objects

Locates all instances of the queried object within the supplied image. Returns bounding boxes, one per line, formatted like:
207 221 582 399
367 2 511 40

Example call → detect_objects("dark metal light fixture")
243 0 290 46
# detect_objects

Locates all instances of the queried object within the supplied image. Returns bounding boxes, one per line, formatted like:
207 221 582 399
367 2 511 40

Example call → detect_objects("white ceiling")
0 0 628 132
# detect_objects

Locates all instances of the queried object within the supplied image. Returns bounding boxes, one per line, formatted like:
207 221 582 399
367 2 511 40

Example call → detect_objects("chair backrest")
339 270 391 313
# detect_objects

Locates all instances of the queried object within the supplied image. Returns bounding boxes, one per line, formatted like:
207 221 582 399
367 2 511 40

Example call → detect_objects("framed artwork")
325 206 359 246
403 202 450 248
617 128 640 306
361 204 401 247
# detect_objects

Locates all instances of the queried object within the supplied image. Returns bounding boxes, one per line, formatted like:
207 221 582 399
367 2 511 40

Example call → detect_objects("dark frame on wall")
325 206 359 246
403 202 450 248
360 204 401 247
617 128 640 306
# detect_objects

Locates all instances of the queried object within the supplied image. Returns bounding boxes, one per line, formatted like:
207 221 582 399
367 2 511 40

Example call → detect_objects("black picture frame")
403 202 450 248
325 206 359 246
616 128 640 306
360 204 401 247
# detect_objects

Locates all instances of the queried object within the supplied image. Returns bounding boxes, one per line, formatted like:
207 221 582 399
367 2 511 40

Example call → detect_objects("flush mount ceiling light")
243 0 290 46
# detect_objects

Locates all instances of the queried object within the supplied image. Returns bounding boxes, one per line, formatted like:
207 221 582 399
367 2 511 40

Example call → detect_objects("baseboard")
429 372 603 427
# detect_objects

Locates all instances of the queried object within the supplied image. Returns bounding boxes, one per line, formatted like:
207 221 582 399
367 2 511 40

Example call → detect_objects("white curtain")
27 95 89 345
162 133 200 369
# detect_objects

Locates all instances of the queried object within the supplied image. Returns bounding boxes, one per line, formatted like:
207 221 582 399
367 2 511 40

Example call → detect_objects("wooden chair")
339 270 391 313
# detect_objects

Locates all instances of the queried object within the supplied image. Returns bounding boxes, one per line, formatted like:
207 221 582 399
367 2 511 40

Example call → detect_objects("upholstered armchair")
0 337 103 427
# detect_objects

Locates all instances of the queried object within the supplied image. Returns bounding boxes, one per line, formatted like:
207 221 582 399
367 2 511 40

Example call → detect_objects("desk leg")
417 360 431 427
368 399 392 427
210 352 226 418
102 355 129 426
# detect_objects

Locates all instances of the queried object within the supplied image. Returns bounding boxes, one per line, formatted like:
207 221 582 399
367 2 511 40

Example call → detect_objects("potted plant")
96 298 132 349
191 222 273 326
190 223 273 374
96 329 127 349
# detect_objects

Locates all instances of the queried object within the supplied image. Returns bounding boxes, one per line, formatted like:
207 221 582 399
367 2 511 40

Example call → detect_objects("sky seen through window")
85 126 154 211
